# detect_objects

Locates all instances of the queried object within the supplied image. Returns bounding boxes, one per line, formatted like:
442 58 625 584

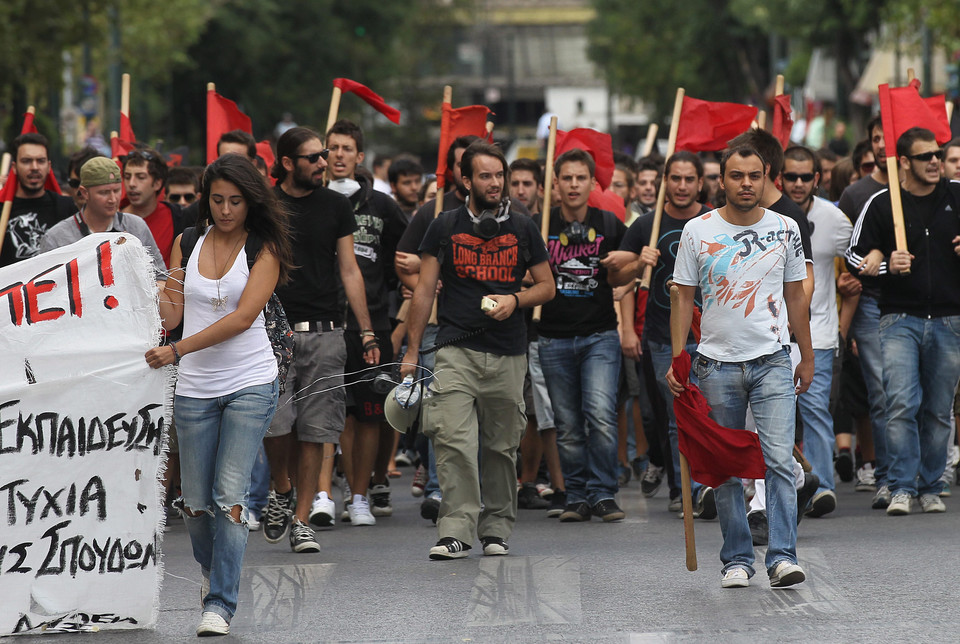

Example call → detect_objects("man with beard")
845 127 960 516
400 141 554 559
1 132 75 267
509 158 542 215
261 126 379 554
667 145 813 589
605 151 716 518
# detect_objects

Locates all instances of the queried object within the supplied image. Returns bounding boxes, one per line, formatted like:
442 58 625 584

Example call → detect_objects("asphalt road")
24 470 960 643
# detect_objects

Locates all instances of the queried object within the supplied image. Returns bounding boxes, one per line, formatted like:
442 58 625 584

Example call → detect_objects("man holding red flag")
1 132 75 267
667 144 813 589
845 127 960 516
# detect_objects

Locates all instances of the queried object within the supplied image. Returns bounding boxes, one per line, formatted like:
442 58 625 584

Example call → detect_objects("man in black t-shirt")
1 132 75 267
262 127 379 554
400 141 554 560
605 151 714 516
538 148 628 523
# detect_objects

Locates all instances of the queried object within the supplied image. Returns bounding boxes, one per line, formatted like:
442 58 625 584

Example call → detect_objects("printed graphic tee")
673 207 806 362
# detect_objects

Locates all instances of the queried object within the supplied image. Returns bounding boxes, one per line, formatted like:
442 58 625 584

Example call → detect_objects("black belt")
292 320 341 333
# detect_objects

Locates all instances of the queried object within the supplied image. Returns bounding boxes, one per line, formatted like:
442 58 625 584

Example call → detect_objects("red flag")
0 167 18 204
16 110 62 194
435 103 493 190
120 113 137 145
207 89 252 164
671 351 767 488
771 94 794 150
675 96 758 153
591 184 625 220
878 79 953 155
554 128 615 191
256 140 277 186
333 78 401 124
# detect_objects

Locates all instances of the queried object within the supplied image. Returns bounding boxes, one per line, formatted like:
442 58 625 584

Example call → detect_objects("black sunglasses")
860 161 876 173
67 178 81 189
907 150 943 162
168 192 196 203
291 149 329 164
783 172 815 183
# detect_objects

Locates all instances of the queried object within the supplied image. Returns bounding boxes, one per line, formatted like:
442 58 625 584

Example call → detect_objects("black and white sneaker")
289 519 320 553
263 489 293 544
694 486 717 520
480 536 509 556
369 480 393 517
641 464 664 497
429 537 471 560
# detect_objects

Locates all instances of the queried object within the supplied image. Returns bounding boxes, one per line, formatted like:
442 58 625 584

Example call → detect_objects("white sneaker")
247 514 261 531
347 494 376 526
855 463 876 492
721 568 750 588
769 561 805 588
308 492 335 528
886 491 912 515
919 493 946 513
196 611 229 636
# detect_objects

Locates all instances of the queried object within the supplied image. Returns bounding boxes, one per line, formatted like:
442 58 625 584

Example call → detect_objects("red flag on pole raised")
207 86 252 164
435 103 493 190
671 351 767 488
771 94 794 150
554 128 615 191
675 96 758 153
332 78 401 124
878 79 953 153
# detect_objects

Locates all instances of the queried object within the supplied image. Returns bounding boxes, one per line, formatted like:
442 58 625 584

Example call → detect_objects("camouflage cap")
80 157 122 187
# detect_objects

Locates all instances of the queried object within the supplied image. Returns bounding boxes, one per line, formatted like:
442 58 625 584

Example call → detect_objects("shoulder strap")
435 210 459 266
510 211 532 263
179 226 202 269
244 232 264 270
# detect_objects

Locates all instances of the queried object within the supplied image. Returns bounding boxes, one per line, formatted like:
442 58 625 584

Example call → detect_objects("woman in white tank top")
145 155 293 636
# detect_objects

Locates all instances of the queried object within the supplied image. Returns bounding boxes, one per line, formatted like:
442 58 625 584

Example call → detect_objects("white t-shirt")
176 229 277 398
673 207 807 362
807 197 853 350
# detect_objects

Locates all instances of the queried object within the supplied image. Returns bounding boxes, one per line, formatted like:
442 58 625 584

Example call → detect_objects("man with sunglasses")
782 146 853 517
166 167 200 208
122 146 191 268
845 127 960 516
0 132 76 267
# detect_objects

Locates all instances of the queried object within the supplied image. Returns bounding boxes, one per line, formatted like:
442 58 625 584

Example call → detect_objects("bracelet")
511 292 520 309
360 329 376 337
170 341 181 365
362 338 380 352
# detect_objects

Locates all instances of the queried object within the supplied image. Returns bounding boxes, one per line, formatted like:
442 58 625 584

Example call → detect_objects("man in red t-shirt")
122 146 187 267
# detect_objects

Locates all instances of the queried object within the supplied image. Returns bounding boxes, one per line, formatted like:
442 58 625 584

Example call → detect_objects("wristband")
360 329 376 337
170 341 181 365
511 292 520 309
363 338 380 352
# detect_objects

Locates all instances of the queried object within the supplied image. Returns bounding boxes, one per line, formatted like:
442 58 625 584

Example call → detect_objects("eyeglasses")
907 150 943 162
290 149 329 164
67 178 81 189
168 192 196 204
859 161 876 173
704 174 720 181
782 172 815 183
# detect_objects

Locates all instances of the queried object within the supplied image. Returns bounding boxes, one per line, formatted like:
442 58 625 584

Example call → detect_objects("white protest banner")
0 233 167 636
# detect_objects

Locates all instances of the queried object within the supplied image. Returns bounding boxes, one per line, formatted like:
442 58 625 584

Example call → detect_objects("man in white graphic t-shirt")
666 144 814 590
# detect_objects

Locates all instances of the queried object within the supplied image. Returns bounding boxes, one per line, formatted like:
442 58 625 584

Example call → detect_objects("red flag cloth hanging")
591 184 625 220
671 351 767 488
878 79 953 153
17 111 62 194
119 113 137 145
0 167 18 204
675 96 758 153
554 128 615 190
207 89 252 164
435 103 493 190
256 140 277 185
771 94 794 150
333 78 401 124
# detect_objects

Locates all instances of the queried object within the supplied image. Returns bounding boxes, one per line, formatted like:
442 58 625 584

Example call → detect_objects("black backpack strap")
244 232 264 271
179 226 202 269
434 210 459 267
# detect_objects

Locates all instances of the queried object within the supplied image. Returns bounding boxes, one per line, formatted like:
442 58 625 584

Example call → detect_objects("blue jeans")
693 348 797 575
648 340 701 500
539 330 621 506
849 295 888 485
248 446 270 520
175 379 279 622
797 348 836 494
879 314 960 496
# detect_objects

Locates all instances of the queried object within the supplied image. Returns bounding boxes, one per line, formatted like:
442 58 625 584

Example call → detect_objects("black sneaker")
748 510 768 546
289 519 320 553
546 490 566 518
420 495 441 524
369 479 393 517
694 486 717 520
429 537 471 560
835 449 854 482
592 498 625 522
263 489 293 544
518 483 550 510
795 471 820 525
640 464 664 497
480 536 509 556
805 490 837 518
559 501 592 522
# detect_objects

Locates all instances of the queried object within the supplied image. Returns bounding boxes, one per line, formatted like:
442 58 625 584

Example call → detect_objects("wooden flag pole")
0 152 12 252
670 283 697 572
946 102 954 125
756 110 767 131
121 73 130 119
326 86 342 137
641 123 659 158
0 152 10 184
640 88 684 290
532 116 558 323
775 74 784 97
